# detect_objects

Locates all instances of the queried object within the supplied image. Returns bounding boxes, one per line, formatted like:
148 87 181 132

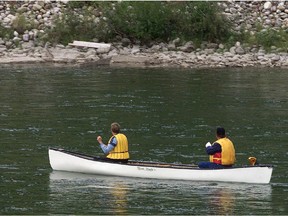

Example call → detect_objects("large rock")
229 46 236 54
48 47 86 63
32 4 43 11
264 2 272 10
0 45 7 53
172 38 181 46
121 38 131 47
111 55 152 67
168 43 176 51
178 41 194 52
0 38 5 45
23 34 29 42
235 46 245 55
17 6 28 13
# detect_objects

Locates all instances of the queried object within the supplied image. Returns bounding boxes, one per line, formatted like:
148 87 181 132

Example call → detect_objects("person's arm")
206 142 222 155
97 136 117 154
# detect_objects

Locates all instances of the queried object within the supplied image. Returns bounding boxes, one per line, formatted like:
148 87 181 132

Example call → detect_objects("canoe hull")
48 148 273 184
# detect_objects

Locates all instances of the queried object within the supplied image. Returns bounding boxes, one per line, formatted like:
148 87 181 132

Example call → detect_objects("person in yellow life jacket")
97 122 129 163
198 127 236 169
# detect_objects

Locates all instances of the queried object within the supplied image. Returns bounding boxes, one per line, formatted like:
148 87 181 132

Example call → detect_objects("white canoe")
48 148 273 184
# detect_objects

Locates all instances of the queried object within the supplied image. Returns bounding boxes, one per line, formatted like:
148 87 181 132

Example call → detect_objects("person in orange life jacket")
97 122 129 163
198 127 236 169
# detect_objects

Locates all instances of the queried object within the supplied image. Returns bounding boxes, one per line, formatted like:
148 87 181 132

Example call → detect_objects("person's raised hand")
97 136 103 144
205 142 212 148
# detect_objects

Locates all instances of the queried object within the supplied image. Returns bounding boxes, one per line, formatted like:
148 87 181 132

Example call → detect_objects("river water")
0 65 287 214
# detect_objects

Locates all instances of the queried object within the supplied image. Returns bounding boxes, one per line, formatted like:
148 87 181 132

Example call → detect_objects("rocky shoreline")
0 1 288 68
1 42 287 68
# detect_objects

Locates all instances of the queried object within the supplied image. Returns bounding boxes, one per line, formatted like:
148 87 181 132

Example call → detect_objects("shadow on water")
49 171 273 215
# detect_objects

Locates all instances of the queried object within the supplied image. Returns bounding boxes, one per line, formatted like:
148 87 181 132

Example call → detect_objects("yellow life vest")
209 137 236 165
106 133 129 160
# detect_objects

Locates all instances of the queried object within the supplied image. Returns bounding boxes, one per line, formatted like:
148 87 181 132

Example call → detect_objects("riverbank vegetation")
45 2 232 46
237 27 288 51
1 1 287 52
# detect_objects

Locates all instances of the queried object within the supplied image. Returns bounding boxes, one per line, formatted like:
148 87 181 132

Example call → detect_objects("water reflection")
109 183 128 214
209 187 235 215
49 171 129 214
205 183 273 214
49 171 272 215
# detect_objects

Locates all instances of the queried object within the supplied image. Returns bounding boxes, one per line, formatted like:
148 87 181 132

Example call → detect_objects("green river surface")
0 65 287 215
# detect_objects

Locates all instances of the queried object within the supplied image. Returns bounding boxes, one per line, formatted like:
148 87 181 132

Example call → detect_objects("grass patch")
0 24 14 39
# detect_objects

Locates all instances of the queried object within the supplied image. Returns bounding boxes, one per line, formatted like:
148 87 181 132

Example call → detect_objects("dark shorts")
198 162 232 169
94 157 129 164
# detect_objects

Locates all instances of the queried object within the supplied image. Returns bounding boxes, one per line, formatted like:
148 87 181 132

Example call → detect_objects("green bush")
45 9 99 45
255 28 288 51
98 2 176 43
45 1 108 45
175 2 232 44
231 27 288 51
12 14 29 34
96 2 232 45
0 24 14 39
45 2 232 46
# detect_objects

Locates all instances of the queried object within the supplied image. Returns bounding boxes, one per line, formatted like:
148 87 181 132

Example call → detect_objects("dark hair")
216 127 225 138
111 122 121 133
